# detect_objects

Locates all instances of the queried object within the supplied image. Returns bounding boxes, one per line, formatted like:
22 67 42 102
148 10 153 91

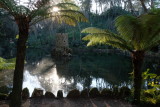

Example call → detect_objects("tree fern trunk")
10 20 29 107
132 51 145 104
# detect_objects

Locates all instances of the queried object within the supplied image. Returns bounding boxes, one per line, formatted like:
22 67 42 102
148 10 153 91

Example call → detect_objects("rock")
0 85 10 94
89 88 100 98
101 88 112 98
22 88 30 100
112 86 119 98
45 91 55 98
31 88 43 98
57 90 63 98
80 89 89 98
0 93 8 100
67 89 80 98
119 86 131 98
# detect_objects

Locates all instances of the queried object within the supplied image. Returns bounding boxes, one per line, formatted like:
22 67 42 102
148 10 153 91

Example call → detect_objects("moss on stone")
112 86 119 98
57 90 63 98
101 88 113 98
31 88 43 98
80 89 89 98
45 91 55 98
22 88 29 100
67 89 80 98
119 86 131 98
89 88 100 98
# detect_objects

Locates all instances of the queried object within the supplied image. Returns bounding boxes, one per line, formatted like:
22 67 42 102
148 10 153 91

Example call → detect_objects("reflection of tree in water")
55 55 132 92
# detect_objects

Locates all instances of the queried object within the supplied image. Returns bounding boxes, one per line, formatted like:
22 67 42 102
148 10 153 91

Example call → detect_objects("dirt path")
0 98 135 107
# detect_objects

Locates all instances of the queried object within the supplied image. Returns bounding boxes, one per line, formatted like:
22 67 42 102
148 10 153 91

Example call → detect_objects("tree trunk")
150 0 154 8
10 20 29 107
139 0 148 13
132 51 145 104
127 0 135 15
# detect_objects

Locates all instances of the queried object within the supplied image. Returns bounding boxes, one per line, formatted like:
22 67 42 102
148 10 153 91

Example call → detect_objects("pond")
0 49 159 97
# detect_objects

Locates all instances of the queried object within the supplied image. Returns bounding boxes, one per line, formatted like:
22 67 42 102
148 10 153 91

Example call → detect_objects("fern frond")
0 57 15 70
82 27 106 34
56 3 79 10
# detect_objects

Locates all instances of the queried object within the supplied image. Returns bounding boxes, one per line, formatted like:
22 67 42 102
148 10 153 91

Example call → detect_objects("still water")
0 51 159 96
23 54 132 96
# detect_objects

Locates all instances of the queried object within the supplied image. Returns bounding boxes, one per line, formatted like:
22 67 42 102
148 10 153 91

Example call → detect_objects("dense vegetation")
0 0 160 107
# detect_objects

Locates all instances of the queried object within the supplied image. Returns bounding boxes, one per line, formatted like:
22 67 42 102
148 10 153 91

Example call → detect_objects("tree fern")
82 9 160 104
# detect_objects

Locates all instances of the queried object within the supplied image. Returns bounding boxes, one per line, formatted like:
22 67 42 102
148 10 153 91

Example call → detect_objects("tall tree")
82 10 160 104
0 0 87 107
139 0 148 13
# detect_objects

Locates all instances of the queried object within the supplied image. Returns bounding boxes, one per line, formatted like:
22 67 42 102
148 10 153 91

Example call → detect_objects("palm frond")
56 3 79 10
0 0 17 16
57 10 88 22
115 15 143 44
82 27 133 52
82 27 107 34
30 6 87 26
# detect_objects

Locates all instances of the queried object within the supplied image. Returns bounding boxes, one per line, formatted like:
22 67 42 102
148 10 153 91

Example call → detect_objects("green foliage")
82 9 160 52
0 57 15 70
101 6 131 18
141 69 160 104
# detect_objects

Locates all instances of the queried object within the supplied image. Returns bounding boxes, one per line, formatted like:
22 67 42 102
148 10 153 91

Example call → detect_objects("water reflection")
1 49 160 97
23 55 132 97
23 71 44 96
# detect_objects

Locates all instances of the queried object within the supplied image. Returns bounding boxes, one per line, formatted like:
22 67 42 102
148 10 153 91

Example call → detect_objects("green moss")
80 89 89 98
67 89 80 98
89 88 100 98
